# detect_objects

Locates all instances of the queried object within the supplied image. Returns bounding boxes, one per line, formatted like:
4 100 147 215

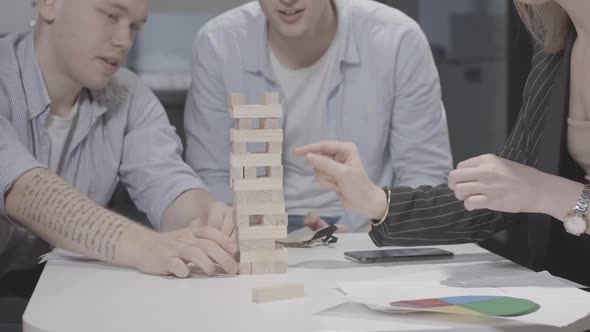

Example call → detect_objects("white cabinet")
0 0 37 34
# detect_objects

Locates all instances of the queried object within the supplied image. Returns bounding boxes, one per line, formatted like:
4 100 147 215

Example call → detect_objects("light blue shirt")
0 31 206 276
185 0 453 231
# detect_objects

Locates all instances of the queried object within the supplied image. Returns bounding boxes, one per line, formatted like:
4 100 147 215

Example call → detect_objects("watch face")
564 214 588 236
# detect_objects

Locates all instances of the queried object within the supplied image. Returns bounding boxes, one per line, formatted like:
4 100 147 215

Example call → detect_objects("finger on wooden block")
235 202 286 216
238 225 287 240
233 178 283 191
263 214 287 226
240 244 288 264
260 118 280 130
238 263 251 275
231 129 283 143
231 153 281 167
239 239 275 251
252 283 304 303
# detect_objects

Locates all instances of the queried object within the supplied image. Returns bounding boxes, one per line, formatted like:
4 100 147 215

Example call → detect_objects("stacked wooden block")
229 93 288 275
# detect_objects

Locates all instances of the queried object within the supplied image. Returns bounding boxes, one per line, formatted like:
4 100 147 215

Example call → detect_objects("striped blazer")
369 29 590 286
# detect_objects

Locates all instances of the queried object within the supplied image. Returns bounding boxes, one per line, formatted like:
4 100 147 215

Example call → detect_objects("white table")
23 233 590 332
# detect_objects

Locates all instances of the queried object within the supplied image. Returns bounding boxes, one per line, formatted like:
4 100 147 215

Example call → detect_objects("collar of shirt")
17 31 112 122
241 0 360 89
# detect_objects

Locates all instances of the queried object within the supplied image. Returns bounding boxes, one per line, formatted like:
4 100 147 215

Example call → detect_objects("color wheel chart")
389 296 540 317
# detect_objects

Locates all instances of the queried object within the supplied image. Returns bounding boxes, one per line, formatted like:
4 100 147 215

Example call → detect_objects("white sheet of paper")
39 248 90 263
336 271 590 328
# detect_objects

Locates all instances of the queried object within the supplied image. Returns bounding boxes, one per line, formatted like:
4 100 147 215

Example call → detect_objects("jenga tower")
229 93 288 275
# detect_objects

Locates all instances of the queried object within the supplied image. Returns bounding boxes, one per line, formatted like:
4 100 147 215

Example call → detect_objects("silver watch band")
573 184 590 217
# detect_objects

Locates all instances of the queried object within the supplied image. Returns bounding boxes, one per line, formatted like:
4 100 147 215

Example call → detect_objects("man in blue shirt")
185 0 453 232
0 0 239 283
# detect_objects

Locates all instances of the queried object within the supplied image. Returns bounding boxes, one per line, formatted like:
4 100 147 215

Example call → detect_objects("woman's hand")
449 154 584 221
294 141 387 221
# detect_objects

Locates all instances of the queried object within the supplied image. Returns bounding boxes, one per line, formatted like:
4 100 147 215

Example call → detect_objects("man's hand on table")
131 225 238 278
192 201 236 238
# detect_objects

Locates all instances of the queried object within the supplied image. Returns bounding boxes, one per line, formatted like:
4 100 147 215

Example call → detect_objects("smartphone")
344 248 454 263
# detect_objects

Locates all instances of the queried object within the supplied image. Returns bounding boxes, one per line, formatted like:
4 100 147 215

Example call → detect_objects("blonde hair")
513 1 570 53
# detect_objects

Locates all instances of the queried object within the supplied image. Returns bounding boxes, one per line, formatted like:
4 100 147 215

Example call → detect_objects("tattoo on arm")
14 170 135 262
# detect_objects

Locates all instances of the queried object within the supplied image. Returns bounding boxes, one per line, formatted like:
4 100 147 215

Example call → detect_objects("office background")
0 0 531 164
0 0 533 261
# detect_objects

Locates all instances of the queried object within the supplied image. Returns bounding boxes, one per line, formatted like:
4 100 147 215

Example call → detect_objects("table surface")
23 233 590 332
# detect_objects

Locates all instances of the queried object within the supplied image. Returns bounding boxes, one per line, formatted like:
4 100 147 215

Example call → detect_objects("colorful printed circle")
389 296 540 317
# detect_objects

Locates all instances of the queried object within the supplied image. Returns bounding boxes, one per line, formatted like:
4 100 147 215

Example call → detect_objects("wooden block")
233 143 247 154
230 105 282 119
252 283 304 303
251 262 275 275
267 166 283 179
238 263 251 275
228 93 244 107
234 191 284 204
263 214 288 226
234 213 250 227
235 202 286 216
267 142 282 154
250 215 264 226
275 262 288 274
239 239 275 251
230 167 244 188
230 129 283 143
233 178 283 192
260 92 280 105
238 226 287 240
271 191 284 202
231 153 281 167
260 118 280 130
240 244 288 264
235 118 253 130
244 167 257 179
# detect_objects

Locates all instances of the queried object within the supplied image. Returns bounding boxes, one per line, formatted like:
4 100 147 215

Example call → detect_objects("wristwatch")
563 184 590 236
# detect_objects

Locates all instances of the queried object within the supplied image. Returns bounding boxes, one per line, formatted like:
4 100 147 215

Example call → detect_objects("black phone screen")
344 248 454 263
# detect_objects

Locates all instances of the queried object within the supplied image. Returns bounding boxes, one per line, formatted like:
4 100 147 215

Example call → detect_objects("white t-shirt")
269 45 344 218
45 100 79 173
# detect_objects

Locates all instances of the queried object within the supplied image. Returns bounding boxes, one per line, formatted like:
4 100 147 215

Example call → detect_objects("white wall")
0 0 37 34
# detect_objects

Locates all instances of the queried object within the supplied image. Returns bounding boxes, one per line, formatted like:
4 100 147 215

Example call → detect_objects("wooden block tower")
229 93 288 275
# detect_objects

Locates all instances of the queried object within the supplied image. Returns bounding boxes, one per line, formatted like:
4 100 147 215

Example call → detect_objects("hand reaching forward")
293 141 387 221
